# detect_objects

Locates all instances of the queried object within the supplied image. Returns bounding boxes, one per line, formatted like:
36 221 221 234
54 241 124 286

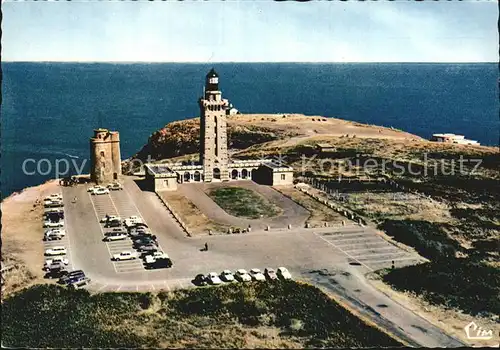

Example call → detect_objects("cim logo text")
464 321 494 340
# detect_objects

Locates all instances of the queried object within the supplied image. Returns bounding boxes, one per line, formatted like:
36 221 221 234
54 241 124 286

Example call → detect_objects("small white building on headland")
430 133 480 146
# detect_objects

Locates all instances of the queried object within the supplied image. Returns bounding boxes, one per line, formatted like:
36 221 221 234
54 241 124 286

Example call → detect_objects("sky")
2 1 498 63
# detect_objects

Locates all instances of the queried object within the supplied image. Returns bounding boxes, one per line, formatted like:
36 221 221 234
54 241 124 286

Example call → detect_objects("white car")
104 231 128 241
44 256 69 268
112 251 137 261
45 246 67 256
100 215 121 223
44 199 63 207
220 270 235 282
124 216 143 227
249 268 266 282
92 188 110 195
206 272 222 285
107 182 123 190
44 220 65 228
87 185 105 193
45 229 66 237
128 216 143 224
277 266 292 280
144 251 169 262
235 269 252 282
45 193 62 201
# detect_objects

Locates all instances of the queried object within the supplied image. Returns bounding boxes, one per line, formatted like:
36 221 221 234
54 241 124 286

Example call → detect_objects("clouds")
3 1 497 62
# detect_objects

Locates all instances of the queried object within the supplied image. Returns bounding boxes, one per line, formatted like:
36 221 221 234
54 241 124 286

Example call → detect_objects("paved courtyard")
58 176 461 347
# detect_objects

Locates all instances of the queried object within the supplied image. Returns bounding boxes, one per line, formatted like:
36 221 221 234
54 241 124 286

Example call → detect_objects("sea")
1 63 498 199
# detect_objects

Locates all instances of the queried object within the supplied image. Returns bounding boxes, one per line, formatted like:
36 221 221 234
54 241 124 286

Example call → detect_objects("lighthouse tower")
199 69 230 182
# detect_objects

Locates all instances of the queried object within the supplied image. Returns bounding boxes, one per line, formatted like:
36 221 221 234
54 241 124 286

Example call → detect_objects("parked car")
66 275 91 289
45 211 64 221
44 207 64 215
127 222 148 230
44 256 69 269
235 269 252 282
87 185 104 192
264 267 278 280
249 268 266 281
277 267 292 280
44 230 65 241
136 244 158 253
59 271 91 288
206 272 222 285
192 274 207 286
104 231 128 241
92 188 110 195
45 193 63 200
107 182 123 190
129 229 152 238
58 270 86 284
44 220 65 228
112 251 137 261
45 263 68 279
105 220 122 228
133 236 157 246
45 228 66 236
220 270 235 282
124 216 143 227
144 252 172 269
44 200 63 208
100 215 121 223
45 246 67 256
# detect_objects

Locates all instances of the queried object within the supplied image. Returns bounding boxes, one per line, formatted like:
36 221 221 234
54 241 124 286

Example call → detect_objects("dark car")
129 229 152 238
66 275 91 288
133 236 157 246
45 263 68 279
58 270 85 284
136 244 158 253
130 222 148 230
145 257 173 269
46 211 64 221
192 274 207 286
105 220 122 228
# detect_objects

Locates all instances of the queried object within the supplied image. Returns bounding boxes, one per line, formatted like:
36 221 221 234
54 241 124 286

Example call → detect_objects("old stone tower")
199 69 230 182
90 128 122 184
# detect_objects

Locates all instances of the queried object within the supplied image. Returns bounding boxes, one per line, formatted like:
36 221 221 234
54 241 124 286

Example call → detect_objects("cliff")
124 113 424 171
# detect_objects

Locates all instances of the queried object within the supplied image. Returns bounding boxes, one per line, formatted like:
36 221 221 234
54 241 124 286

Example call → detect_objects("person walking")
204 242 208 251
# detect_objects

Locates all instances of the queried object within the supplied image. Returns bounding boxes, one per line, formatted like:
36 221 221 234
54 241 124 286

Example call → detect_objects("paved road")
61 177 464 348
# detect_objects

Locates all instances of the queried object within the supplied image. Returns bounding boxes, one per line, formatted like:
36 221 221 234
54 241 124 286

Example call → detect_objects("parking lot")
314 228 424 271
87 188 168 274
57 177 428 288
42 195 75 281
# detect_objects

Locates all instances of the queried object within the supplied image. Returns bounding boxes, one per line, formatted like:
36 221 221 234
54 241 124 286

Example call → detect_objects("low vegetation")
208 187 282 219
381 259 500 318
2 282 401 348
273 139 499 321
